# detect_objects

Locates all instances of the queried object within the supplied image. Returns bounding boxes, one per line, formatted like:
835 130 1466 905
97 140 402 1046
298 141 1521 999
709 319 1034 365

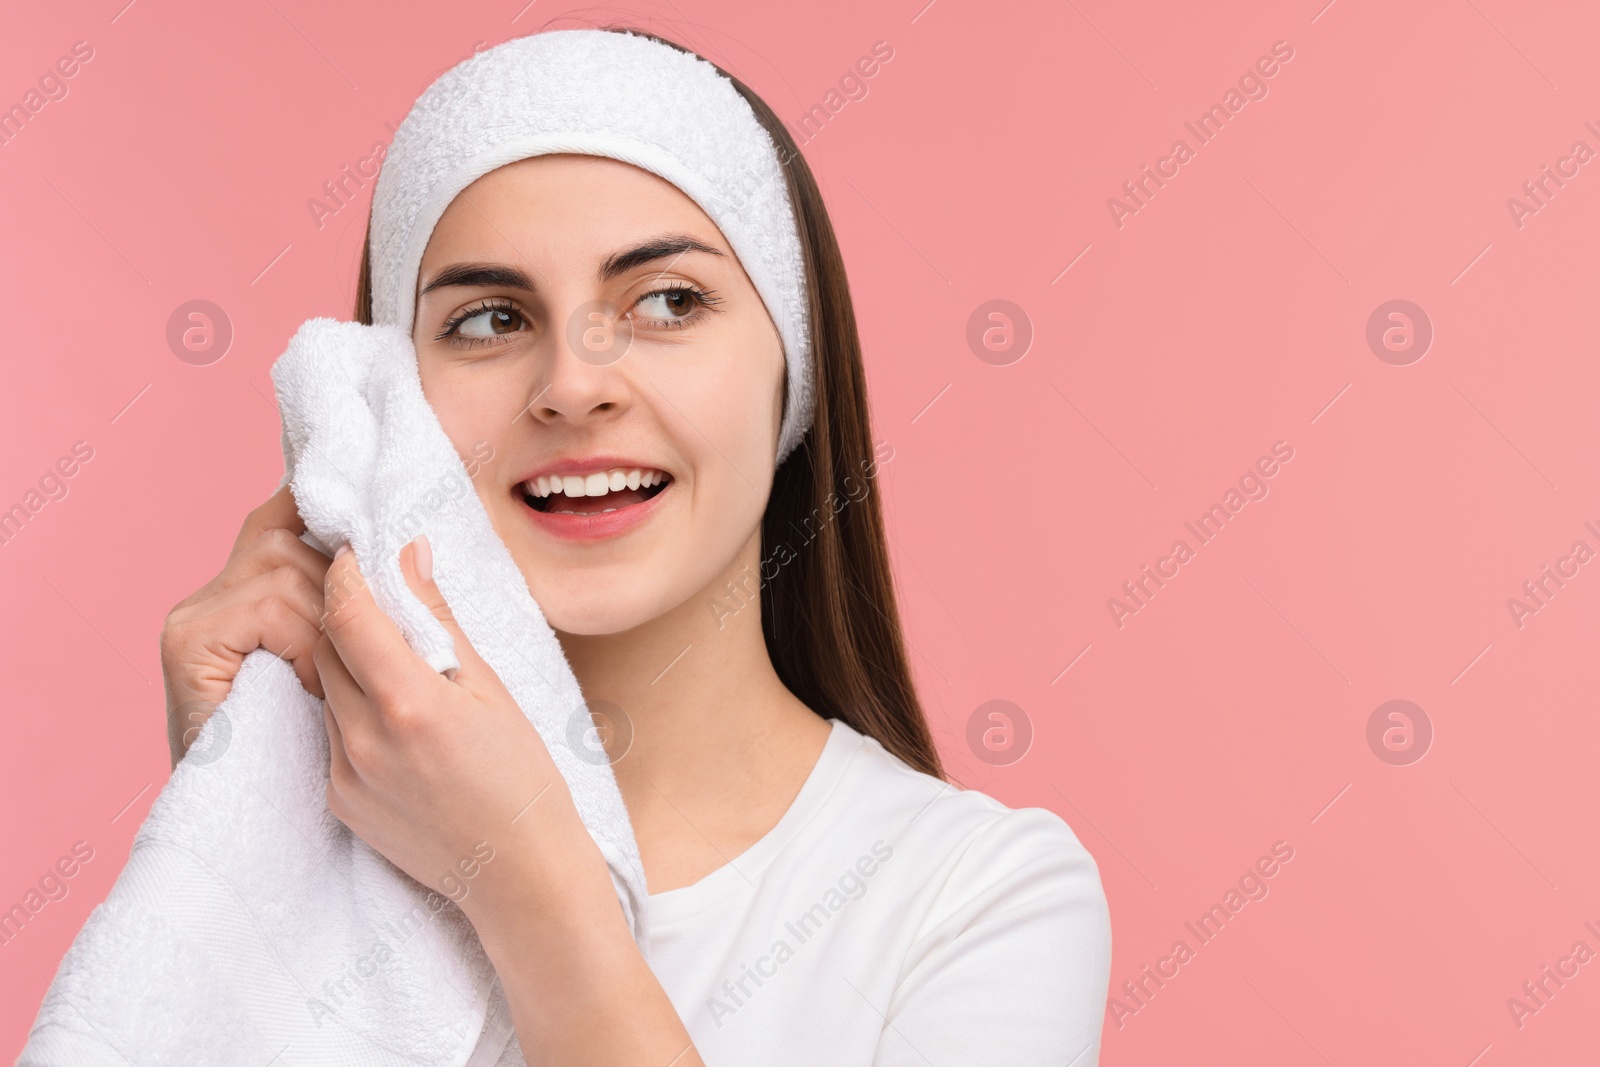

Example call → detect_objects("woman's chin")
540 595 669 639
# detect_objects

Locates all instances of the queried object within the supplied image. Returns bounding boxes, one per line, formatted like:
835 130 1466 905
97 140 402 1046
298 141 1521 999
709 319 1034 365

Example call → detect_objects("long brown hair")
352 25 945 781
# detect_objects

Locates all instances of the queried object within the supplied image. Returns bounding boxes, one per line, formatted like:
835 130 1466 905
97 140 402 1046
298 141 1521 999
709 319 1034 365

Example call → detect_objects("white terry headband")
369 28 814 465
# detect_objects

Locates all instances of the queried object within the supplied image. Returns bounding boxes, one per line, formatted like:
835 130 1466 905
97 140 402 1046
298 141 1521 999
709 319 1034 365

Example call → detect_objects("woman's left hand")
313 535 598 931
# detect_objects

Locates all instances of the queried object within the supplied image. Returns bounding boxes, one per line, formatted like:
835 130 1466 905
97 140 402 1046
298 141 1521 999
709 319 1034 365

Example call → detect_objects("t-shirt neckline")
646 717 862 928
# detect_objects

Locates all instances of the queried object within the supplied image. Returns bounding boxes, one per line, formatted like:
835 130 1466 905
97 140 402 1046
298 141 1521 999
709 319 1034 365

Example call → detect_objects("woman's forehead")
452 155 707 225
422 155 730 266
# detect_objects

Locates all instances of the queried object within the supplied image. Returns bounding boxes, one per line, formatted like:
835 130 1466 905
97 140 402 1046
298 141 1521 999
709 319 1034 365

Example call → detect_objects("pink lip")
515 474 672 542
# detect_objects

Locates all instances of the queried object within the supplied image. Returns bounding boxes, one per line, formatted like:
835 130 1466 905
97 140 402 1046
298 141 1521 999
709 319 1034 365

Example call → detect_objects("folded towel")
19 317 649 1067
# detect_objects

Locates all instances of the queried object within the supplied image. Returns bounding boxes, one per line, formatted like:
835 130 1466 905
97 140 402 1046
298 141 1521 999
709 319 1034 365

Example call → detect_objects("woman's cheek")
423 392 519 512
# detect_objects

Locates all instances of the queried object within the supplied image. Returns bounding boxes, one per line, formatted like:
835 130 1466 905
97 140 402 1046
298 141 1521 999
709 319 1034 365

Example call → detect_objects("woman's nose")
522 298 636 426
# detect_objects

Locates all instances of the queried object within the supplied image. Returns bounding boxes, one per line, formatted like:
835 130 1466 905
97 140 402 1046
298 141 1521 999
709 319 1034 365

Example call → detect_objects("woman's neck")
554 534 830 863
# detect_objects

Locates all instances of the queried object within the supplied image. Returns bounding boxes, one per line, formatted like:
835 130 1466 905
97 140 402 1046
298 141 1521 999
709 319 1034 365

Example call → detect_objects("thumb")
399 534 485 681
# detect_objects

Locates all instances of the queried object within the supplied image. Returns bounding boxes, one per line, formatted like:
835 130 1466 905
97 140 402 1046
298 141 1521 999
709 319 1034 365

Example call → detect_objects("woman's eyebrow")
599 232 724 281
419 262 535 297
418 234 724 299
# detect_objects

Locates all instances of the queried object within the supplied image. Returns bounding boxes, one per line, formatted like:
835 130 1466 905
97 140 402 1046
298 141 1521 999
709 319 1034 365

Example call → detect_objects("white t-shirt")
477 717 1112 1065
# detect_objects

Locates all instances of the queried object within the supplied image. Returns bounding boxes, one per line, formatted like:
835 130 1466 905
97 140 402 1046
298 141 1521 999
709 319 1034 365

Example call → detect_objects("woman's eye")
632 286 715 326
456 305 525 338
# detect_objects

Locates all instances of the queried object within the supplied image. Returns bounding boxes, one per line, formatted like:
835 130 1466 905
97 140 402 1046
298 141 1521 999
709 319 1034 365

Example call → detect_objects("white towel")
19 317 649 1066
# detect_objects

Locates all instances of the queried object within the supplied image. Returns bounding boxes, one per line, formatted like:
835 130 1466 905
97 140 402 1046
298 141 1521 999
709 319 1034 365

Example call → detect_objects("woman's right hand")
160 484 331 768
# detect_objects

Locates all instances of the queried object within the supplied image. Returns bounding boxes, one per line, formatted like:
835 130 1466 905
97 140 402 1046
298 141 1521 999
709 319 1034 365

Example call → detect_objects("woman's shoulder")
814 717 1112 1050
820 717 1108 914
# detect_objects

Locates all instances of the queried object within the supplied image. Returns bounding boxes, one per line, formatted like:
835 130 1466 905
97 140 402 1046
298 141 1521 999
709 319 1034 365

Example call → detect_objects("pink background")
3 0 1598 1062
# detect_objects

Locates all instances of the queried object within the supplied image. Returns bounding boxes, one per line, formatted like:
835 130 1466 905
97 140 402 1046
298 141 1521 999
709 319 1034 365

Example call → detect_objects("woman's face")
410 154 786 635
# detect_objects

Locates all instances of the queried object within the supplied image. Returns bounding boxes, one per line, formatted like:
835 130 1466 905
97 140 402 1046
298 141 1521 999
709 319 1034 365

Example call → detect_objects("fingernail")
335 543 350 558
413 534 432 582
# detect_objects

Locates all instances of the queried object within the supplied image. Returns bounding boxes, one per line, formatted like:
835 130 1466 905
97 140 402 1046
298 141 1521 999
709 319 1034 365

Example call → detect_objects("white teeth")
520 467 669 500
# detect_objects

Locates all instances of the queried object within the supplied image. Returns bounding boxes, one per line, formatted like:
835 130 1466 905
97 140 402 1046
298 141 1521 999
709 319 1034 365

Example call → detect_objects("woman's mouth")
515 465 673 541
520 466 671 514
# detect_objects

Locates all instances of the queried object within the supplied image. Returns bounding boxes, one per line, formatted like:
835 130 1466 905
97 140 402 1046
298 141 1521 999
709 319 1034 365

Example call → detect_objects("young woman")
158 26 1111 1066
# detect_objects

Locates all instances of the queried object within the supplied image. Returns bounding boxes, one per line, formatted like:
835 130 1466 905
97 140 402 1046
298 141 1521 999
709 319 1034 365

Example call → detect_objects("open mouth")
519 467 672 516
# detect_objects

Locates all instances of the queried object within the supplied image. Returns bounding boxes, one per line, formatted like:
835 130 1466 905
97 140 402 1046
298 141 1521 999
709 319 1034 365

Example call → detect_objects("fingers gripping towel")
19 318 650 1066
